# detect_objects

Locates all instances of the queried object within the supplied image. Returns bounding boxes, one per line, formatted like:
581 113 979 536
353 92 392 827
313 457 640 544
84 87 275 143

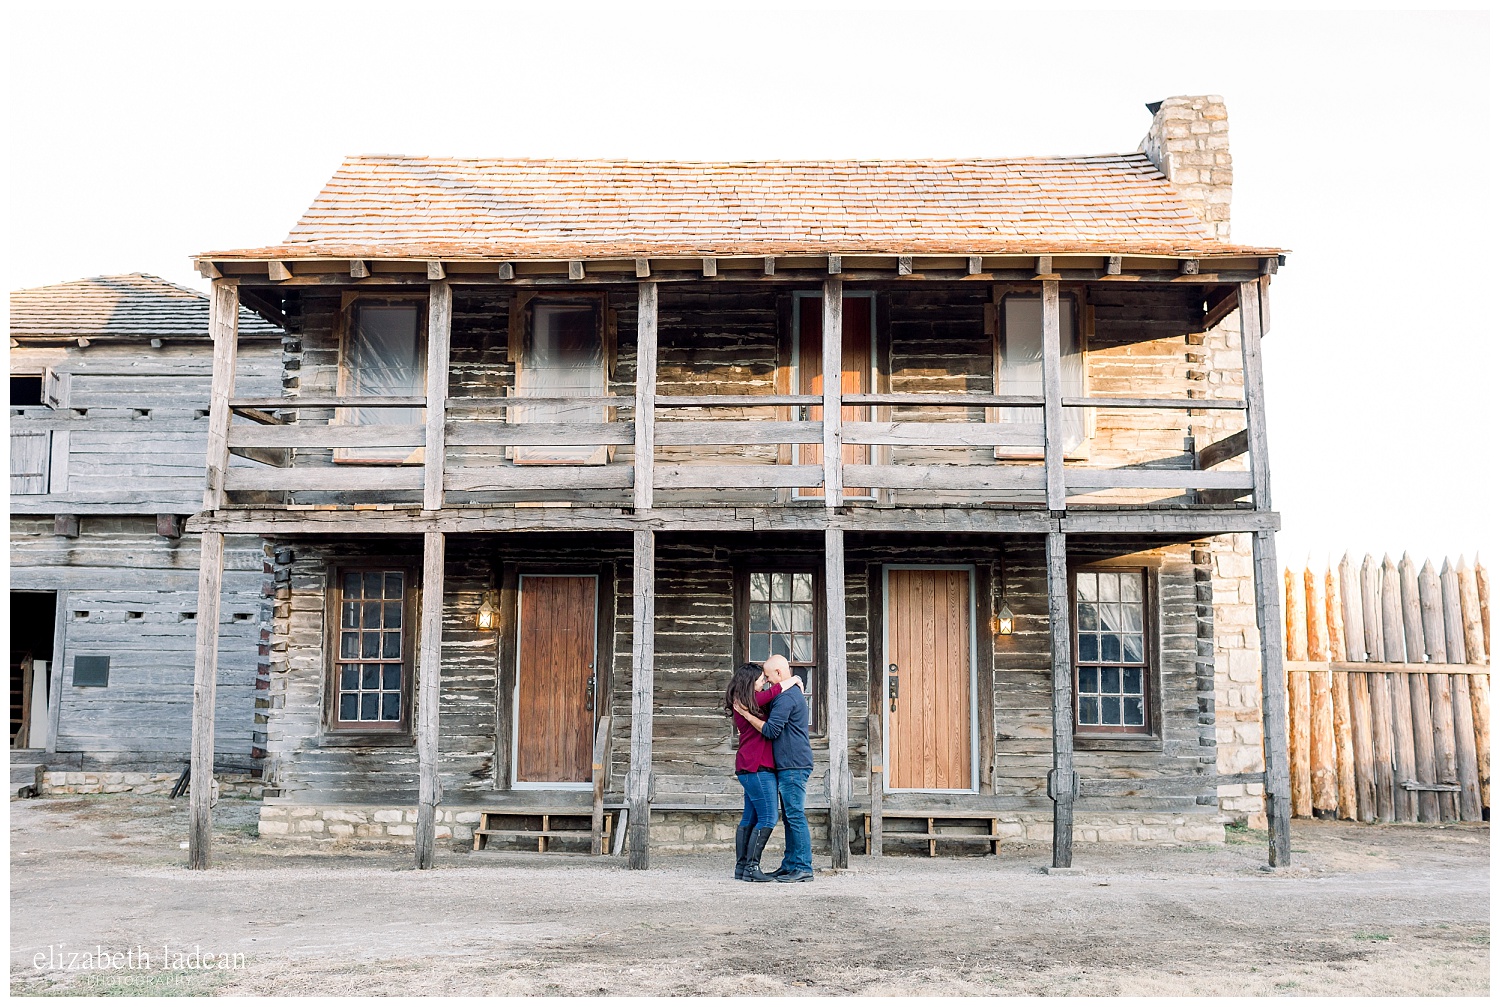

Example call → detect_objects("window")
328 567 415 734
739 569 822 732
1073 568 1150 734
791 291 875 499
993 293 1085 455
512 299 608 465
11 375 44 406
337 299 426 463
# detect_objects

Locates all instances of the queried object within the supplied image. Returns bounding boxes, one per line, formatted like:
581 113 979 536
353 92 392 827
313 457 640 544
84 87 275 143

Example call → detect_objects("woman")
725 662 800 882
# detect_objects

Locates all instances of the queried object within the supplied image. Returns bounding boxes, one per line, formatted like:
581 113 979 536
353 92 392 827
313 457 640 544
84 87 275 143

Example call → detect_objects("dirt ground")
7 793 1490 997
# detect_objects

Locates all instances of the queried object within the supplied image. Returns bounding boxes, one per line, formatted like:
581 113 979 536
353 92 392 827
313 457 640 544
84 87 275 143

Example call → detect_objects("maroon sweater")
733 684 783 773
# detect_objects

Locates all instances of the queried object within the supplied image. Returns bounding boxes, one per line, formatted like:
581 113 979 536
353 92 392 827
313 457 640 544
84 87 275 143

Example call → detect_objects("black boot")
742 827 776 882
733 825 751 880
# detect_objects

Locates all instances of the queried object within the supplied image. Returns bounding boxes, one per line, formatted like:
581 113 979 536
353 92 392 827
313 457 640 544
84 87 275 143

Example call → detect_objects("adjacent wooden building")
185 95 1295 869
9 274 280 778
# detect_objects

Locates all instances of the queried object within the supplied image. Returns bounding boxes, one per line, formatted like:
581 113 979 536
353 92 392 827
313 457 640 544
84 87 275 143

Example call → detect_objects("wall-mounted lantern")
476 587 502 632
995 600 1015 637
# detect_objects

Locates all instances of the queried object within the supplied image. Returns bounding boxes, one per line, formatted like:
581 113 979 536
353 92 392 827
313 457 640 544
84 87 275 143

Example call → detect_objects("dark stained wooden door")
797 294 872 497
515 575 597 785
885 567 974 791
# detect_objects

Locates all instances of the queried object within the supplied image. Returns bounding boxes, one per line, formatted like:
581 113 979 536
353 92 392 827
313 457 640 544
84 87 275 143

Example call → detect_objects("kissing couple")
724 654 813 883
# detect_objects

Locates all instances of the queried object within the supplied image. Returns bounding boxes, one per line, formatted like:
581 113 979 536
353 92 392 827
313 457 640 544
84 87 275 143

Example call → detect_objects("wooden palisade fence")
1282 553 1490 823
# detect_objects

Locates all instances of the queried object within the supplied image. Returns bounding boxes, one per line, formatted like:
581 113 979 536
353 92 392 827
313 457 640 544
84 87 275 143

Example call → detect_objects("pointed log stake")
1340 558 1376 821
1399 554 1439 821
1366 555 1396 822
1284 568 1311 817
1443 559 1482 820
1382 555 1418 822
1326 567 1358 819
1305 567 1337 818
414 530 445 870
1339 553 1365 661
1457 559 1490 810
1420 559 1459 820
1477 559 1490 660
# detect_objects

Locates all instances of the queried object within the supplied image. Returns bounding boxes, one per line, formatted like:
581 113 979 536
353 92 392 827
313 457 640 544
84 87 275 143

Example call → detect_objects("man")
733 654 814 883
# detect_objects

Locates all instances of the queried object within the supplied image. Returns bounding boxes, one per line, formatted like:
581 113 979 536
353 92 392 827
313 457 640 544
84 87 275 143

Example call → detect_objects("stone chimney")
1139 95 1232 241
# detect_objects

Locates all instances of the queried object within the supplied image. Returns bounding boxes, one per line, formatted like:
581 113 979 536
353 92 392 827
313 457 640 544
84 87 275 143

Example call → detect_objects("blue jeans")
774 768 813 874
737 770 778 831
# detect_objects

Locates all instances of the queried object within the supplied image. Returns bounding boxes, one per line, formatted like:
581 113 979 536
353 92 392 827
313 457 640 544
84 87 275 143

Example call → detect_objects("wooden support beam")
1180 259 1200 275
52 514 79 538
187 530 225 870
1039 279 1065 511
156 513 185 539
701 257 717 277
568 260 585 281
867 713 883 856
426 261 446 280
349 260 370 279
827 254 841 275
267 261 292 282
194 258 221 279
825 527 851 869
202 279 239 512
634 282 658 513
1034 255 1053 277
897 256 913 276
1045 531 1076 868
763 256 775 275
634 258 651 278
497 262 514 280
821 276 844 509
966 256 983 275
1105 255 1122 276
424 281 452 511
1254 530 1294 863
626 528 655 869
1238 282 1273 510
414 530 445 869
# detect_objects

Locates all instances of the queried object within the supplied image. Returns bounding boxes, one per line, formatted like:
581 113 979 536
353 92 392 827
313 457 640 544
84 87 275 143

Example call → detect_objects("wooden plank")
843 422 1032 447
825 528 850 868
446 422 632 447
1305 567 1338 818
1196 429 1250 470
1253 530 1294 864
1325 567 1358 819
1399 554 1439 821
844 392 1043 408
224 467 425 492
1237 281 1273 510
626 529 654 870
867 712 883 857
846 464 1042 492
202 280 239 511
424 280 451 510
590 715 612 855
1045 531 1074 867
1039 280 1065 511
1419 559 1459 820
1060 396 1245 410
1382 555 1419 821
655 420 819 446
654 464 822 489
1066 469 1254 491
444 466 631 492
1457 559 1490 810
1284 568 1311 818
228 424 426 449
635 282 658 512
187 530 224 870
414 530 445 869
822 277 843 508
654 394 820 408
232 396 427 410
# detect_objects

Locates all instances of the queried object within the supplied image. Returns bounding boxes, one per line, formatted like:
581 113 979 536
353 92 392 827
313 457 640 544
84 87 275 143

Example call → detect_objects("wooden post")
867 713 883 857
414 530 445 869
1399 554 1439 821
1457 559 1490 810
821 277 844 509
1045 531 1075 868
634 282 658 513
187 531 225 870
1253 532 1294 865
626 528 655 869
1040 280 1066 512
1305 568 1337 818
1284 568 1311 817
202 279 239 512
1441 559 1481 819
1477 559 1490 659
590 715 612 856
824 528 851 868
1419 560 1459 820
1325 567 1357 820
1381 555 1418 822
423 281 452 511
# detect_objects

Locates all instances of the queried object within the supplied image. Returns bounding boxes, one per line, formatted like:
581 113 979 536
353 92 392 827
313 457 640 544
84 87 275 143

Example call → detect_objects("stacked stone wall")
40 771 263 798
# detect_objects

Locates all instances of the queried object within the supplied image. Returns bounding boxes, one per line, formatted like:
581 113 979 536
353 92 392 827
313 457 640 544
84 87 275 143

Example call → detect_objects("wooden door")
514 575 597 786
797 294 872 497
885 567 975 791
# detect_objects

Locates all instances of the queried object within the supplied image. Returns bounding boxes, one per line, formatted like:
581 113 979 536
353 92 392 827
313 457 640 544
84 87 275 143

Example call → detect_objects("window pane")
339 665 359 690
1077 573 1096 601
1122 667 1142 695
384 602 402 629
340 633 359 659
362 665 381 689
749 635 769 662
1121 574 1142 602
1100 574 1119 602
383 632 402 659
363 573 384 598
750 604 770 633
1123 697 1144 726
383 665 402 690
750 573 770 601
1124 635 1144 663
1101 667 1120 693
385 572 404 598
362 633 380 659
792 574 814 601
1077 635 1098 662
1101 696 1121 725
344 573 363 598
1124 606 1143 632
360 693 379 720
341 603 359 629
1077 667 1098 694
772 574 791 602
771 635 791 659
791 605 813 633
1101 635 1121 662
791 635 813 662
339 694 359 721
1078 602 1098 632
770 605 791 633
1078 697 1099 725
381 693 402 721
362 602 381 629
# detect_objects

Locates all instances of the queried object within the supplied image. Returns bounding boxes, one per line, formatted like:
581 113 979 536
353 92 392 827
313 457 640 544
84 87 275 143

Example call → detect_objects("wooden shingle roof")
9 273 282 340
201 154 1281 261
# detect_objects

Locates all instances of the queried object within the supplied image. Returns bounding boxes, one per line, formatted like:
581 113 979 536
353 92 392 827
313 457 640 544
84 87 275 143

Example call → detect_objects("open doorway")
11 592 57 749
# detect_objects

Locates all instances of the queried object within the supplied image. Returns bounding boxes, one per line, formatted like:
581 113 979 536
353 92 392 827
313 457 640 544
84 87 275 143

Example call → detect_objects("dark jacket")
759 684 813 771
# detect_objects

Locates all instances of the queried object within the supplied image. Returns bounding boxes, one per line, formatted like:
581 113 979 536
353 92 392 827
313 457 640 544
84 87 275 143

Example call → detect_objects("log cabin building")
184 95 1294 870
9 274 281 788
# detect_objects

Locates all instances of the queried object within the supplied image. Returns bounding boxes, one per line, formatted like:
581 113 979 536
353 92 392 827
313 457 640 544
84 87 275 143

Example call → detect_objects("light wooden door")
797 294 872 497
884 566 975 791
514 575 597 786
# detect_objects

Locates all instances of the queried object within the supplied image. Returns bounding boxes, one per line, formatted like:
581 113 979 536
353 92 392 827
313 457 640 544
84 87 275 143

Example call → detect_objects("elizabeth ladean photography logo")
32 945 246 972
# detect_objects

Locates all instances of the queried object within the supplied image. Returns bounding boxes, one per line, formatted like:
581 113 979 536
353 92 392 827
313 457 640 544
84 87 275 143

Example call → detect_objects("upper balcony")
196 254 1278 536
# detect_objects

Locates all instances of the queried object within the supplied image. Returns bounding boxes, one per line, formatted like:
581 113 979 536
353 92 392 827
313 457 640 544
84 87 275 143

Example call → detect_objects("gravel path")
8 794 1489 996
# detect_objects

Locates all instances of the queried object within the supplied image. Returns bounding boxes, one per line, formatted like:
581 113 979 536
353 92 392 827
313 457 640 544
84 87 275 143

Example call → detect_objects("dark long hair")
724 662 764 718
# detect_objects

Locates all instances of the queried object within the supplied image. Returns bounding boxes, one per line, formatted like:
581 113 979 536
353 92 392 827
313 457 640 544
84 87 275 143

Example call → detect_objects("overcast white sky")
6 4 1493 568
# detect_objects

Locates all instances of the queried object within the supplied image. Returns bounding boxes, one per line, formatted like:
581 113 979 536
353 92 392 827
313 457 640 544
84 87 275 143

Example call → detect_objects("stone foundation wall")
256 805 1224 848
41 771 263 798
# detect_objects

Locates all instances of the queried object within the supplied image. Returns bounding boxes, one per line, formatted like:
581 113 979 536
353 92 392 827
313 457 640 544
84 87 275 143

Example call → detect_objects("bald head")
762 655 791 683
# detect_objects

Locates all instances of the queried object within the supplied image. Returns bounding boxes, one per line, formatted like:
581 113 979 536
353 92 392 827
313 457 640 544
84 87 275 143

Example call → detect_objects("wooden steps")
865 811 1003 857
472 810 616 855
